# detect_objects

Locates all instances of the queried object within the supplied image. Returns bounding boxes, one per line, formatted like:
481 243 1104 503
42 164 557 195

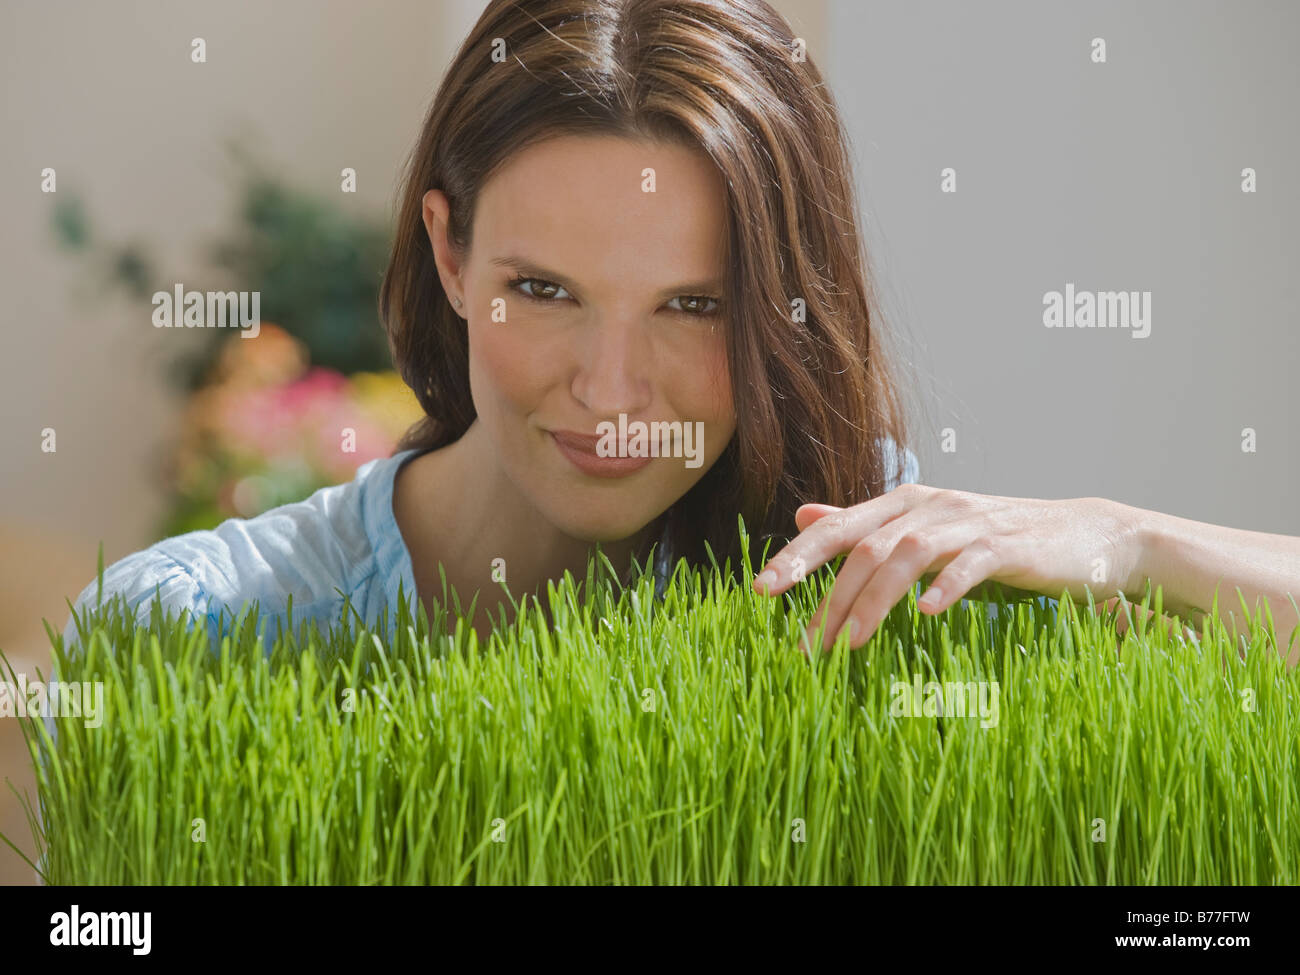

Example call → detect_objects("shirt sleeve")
879 436 921 491
898 446 921 487
59 548 209 654
58 472 372 660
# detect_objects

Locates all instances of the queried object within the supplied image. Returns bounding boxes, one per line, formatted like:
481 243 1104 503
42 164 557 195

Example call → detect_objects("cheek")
663 332 734 462
695 335 735 428
469 321 549 416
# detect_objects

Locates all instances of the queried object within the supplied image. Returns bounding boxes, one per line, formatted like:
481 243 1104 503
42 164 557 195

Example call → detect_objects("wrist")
1112 498 1167 602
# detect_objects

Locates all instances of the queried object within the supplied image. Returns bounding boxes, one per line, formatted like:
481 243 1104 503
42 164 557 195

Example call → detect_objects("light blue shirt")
60 439 921 655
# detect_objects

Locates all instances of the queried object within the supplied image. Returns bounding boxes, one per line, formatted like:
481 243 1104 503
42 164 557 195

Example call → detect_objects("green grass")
4 523 1298 884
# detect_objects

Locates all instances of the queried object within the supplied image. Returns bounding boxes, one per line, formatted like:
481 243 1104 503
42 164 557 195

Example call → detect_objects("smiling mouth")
549 430 652 479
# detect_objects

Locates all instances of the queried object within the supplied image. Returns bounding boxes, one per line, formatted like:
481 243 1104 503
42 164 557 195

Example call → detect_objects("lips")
550 430 605 452
549 430 651 479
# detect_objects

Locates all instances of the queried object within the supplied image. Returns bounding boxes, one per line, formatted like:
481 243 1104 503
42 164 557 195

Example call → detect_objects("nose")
570 312 653 422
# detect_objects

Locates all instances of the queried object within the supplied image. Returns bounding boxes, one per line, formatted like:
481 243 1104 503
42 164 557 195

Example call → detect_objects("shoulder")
61 450 420 650
877 435 921 492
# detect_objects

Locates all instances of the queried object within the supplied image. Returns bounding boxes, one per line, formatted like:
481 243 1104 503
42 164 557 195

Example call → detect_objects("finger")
798 581 837 656
830 528 977 651
914 538 1007 615
809 516 974 652
794 503 842 533
754 486 921 596
1108 599 1197 643
1097 596 1130 653
1082 597 1198 652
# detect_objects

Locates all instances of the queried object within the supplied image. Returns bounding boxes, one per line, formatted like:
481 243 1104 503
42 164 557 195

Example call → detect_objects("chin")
541 499 659 546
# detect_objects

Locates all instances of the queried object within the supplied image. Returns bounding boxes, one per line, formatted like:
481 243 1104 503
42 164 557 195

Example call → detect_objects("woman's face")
422 134 736 542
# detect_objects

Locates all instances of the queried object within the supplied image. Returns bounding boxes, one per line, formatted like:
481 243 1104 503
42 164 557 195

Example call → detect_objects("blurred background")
1 0 1296 883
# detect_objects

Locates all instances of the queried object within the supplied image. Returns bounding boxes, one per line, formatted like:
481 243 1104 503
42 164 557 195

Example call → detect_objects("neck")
392 420 656 641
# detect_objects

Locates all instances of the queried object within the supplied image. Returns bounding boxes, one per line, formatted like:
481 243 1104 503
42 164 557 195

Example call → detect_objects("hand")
1100 595 1200 647
751 483 1148 654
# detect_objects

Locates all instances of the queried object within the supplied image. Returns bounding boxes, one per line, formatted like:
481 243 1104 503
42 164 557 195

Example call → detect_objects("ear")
422 188 466 317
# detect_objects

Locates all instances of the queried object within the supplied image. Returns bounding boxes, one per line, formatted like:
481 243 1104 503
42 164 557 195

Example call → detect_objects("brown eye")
668 294 720 317
510 276 570 301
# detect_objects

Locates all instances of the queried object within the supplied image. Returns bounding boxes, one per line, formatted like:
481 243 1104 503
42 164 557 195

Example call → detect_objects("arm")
757 483 1300 663
1120 502 1300 667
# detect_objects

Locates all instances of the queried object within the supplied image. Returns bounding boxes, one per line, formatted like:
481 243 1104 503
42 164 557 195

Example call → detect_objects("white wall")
828 0 1298 534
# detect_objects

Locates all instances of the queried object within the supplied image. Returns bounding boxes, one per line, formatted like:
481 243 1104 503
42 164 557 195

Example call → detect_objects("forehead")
473 134 728 281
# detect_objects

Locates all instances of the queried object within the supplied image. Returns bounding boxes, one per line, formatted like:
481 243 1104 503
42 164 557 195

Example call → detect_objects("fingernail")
754 569 777 592
918 586 943 611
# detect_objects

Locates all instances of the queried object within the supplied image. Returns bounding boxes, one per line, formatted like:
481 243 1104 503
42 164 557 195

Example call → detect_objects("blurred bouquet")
162 322 424 535
50 139 419 536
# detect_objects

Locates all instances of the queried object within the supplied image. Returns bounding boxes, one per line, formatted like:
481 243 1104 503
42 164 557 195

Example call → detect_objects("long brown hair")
379 0 912 580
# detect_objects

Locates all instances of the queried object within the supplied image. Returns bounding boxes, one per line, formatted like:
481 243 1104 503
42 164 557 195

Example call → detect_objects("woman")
62 0 1300 666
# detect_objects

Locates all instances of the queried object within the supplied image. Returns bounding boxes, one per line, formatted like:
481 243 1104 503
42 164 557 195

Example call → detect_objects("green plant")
5 522 1297 885
50 137 394 391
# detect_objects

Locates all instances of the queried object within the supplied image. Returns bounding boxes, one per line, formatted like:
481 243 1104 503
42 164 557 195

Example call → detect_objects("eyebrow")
489 255 723 297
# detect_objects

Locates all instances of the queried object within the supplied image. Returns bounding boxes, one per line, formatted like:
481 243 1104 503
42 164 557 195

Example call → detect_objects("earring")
453 296 463 309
